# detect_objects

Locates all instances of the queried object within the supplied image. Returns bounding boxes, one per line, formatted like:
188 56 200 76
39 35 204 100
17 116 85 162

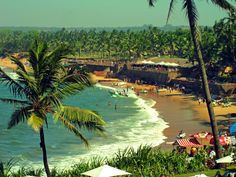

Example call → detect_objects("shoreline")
1 59 235 150
96 80 211 150
140 93 211 149
95 76 236 150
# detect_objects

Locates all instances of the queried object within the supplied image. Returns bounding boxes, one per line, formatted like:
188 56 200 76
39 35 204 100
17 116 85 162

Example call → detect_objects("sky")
0 0 233 28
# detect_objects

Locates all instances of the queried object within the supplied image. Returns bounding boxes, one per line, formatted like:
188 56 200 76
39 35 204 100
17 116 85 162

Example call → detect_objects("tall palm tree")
148 0 235 160
0 40 105 177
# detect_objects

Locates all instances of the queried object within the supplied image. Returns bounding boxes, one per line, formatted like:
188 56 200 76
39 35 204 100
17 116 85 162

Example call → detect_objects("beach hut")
174 138 203 154
81 165 131 177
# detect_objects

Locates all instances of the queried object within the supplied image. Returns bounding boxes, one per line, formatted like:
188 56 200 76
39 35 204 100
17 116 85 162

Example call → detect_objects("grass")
173 169 224 177
173 165 236 177
1 146 236 177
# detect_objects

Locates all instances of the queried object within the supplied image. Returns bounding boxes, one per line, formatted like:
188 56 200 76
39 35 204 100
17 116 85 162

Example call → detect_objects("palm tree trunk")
40 127 51 177
188 21 221 161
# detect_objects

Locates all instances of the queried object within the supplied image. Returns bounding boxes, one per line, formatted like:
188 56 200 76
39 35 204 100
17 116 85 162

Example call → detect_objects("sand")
0 57 28 70
140 93 210 148
92 75 236 150
1 60 235 150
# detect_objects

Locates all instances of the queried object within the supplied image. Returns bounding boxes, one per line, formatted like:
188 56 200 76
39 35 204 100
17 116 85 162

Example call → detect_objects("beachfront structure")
65 58 236 96
126 62 180 84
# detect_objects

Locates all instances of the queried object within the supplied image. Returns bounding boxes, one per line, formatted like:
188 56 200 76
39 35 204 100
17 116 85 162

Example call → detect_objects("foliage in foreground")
0 40 105 177
0 145 211 177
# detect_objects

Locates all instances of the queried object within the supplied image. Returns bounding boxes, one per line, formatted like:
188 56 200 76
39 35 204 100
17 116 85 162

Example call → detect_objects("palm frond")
16 70 38 100
148 0 157 6
28 48 40 77
0 68 26 98
27 113 44 132
53 106 105 132
56 83 85 99
10 56 27 73
211 0 236 14
167 0 176 24
37 42 48 68
34 44 74 94
42 78 90 108
45 44 73 69
183 0 201 42
0 98 29 105
57 116 89 146
8 106 32 129
60 72 92 87
16 70 37 91
39 94 62 109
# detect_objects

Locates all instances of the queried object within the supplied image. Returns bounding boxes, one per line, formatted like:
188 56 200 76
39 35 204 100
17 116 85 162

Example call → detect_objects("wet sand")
140 93 211 149
93 75 236 150
1 63 235 150
140 91 236 149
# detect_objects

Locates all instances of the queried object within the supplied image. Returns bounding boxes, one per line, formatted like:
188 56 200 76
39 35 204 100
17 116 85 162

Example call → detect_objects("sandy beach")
93 75 236 150
1 57 235 150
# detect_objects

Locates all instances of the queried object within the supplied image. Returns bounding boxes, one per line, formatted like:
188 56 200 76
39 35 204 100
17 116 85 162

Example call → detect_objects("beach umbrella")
190 174 208 177
210 135 231 146
141 60 155 64
190 132 213 145
192 132 212 139
216 153 235 163
230 123 236 134
81 165 131 177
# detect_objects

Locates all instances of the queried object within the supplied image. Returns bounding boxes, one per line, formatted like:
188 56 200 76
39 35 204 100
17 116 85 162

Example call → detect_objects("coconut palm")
0 40 105 177
148 0 235 160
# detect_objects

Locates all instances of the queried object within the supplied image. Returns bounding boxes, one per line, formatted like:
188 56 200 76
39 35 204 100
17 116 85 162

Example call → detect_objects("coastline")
96 79 211 149
139 92 211 150
95 76 236 150
1 58 235 150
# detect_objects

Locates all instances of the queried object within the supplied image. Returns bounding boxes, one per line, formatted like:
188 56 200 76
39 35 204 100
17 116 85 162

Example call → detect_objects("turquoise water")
0 71 168 169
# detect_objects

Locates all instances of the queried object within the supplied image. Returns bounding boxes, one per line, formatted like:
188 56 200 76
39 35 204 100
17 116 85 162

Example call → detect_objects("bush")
1 145 211 177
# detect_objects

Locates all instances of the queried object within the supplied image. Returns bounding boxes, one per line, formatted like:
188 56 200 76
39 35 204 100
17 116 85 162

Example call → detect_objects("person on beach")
202 98 206 103
198 97 202 105
190 147 197 157
209 148 216 159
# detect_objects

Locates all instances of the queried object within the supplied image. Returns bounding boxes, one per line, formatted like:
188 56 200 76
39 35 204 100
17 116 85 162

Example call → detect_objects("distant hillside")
0 24 191 32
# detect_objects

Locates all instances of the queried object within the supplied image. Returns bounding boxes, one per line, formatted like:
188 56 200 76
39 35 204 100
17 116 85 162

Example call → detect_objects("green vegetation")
148 0 235 163
0 40 105 177
0 145 234 177
0 14 235 71
173 169 225 177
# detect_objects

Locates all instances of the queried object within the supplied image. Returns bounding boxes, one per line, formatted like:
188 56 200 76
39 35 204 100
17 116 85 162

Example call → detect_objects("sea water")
0 74 168 169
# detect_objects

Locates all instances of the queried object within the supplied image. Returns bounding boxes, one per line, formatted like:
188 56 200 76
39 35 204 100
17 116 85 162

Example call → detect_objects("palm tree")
0 40 105 177
148 0 235 160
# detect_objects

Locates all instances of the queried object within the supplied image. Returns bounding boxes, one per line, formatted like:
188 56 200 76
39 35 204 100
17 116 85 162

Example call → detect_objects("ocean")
0 69 168 169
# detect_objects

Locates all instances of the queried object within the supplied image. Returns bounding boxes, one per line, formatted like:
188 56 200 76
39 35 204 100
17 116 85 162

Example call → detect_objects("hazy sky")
0 0 233 27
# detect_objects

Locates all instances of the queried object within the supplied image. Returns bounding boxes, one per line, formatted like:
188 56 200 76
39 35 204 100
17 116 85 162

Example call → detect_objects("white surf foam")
44 84 169 169
95 83 117 91
10 83 169 170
